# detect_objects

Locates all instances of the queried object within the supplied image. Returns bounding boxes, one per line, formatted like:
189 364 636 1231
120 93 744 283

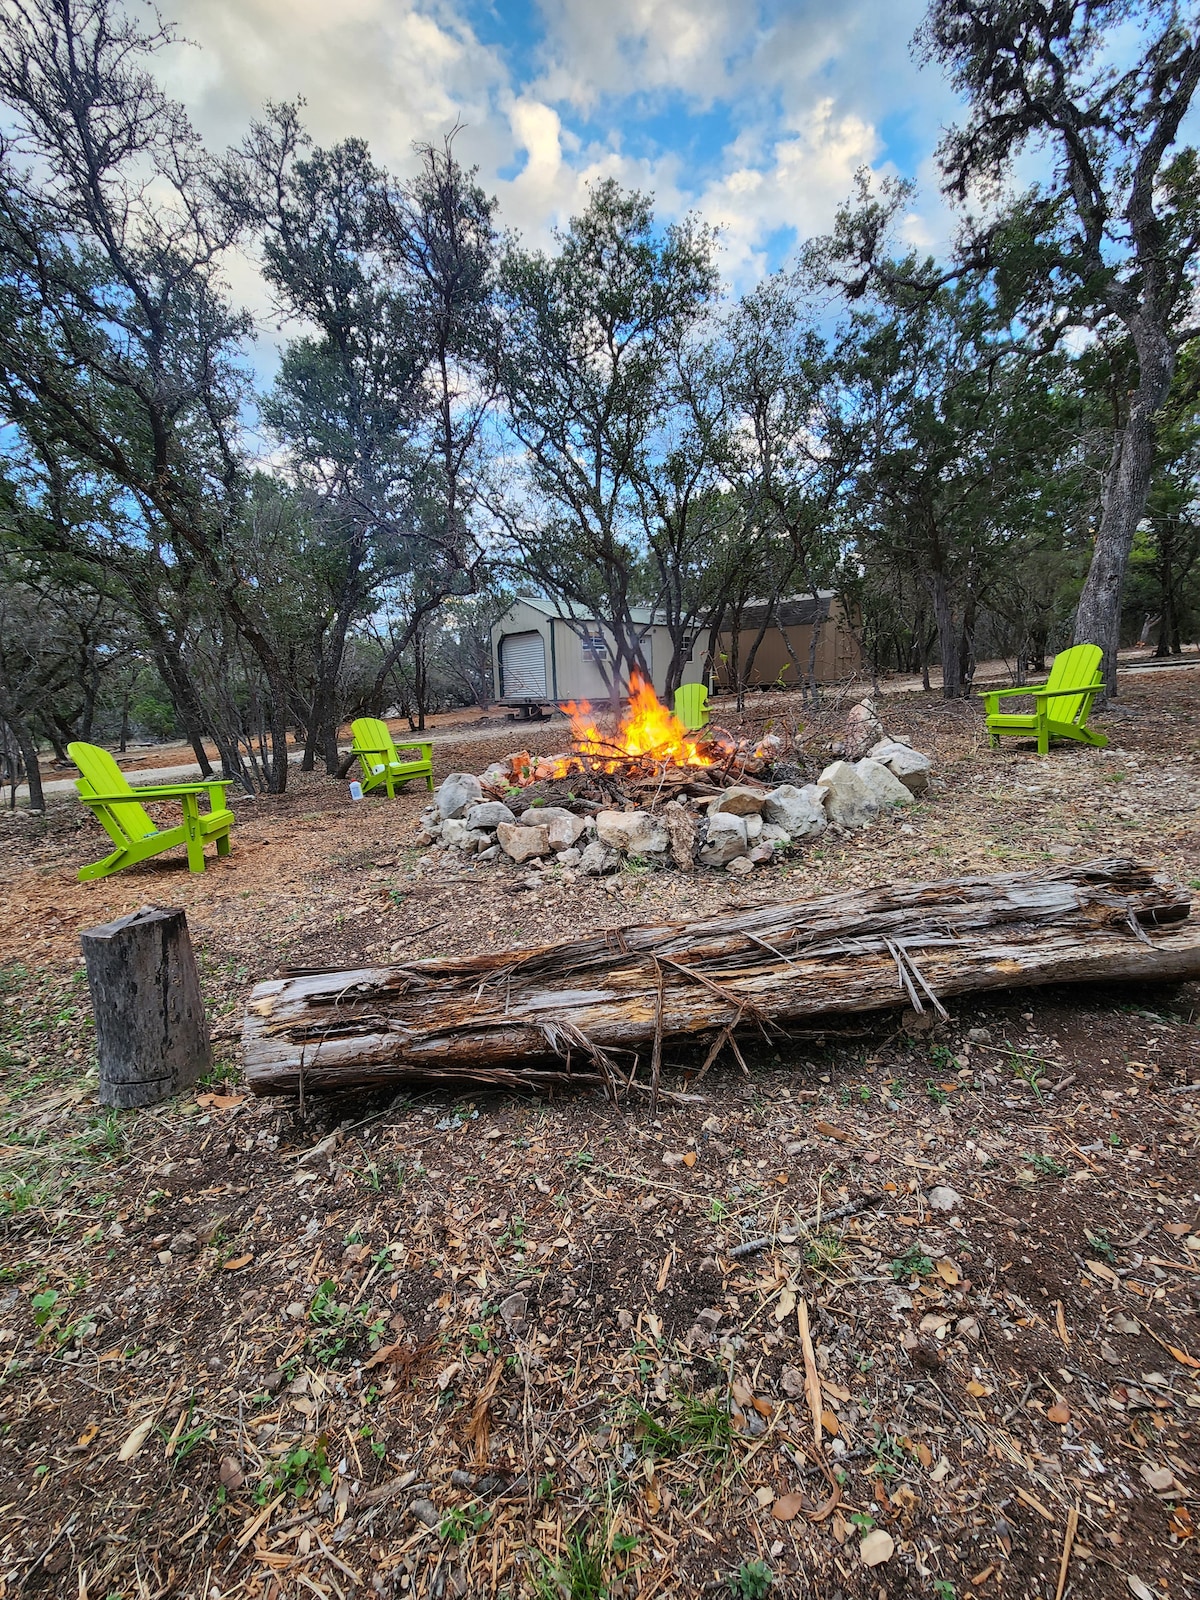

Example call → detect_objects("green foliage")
305 1280 383 1366
1085 1228 1116 1263
1024 1151 1068 1178
628 1391 734 1463
728 1560 773 1598
803 1231 847 1275
889 1247 934 1282
439 1502 491 1545
255 1438 333 1504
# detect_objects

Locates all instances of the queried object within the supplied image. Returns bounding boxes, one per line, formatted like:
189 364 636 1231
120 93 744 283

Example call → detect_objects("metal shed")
491 598 707 708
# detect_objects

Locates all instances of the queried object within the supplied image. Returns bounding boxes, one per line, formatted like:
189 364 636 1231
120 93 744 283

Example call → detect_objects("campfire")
505 672 770 795
557 671 714 774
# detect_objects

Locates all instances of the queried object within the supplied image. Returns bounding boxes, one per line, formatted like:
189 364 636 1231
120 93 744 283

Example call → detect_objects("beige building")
712 594 862 689
492 592 862 708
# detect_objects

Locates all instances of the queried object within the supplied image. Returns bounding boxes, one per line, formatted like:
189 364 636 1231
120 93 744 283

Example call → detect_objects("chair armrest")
1033 684 1104 700
393 743 433 758
986 684 1046 700
134 780 235 794
82 783 232 802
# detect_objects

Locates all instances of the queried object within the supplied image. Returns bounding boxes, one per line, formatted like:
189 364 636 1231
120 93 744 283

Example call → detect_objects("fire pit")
415 681 933 876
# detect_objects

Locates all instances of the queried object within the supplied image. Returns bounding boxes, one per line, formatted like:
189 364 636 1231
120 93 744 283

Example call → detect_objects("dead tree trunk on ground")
242 860 1198 1103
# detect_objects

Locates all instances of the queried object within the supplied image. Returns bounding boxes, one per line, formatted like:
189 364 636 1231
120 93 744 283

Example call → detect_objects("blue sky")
169 0 965 303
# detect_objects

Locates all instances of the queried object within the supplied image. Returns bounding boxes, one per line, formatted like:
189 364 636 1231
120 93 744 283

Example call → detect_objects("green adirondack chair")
983 643 1108 754
68 741 235 882
349 718 434 797
673 683 710 731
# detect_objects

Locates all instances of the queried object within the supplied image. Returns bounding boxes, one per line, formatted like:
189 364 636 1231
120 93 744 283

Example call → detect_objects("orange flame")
552 671 713 774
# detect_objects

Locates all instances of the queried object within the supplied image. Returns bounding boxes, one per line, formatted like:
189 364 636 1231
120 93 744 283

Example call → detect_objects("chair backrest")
673 683 710 731
68 742 156 841
351 717 398 765
1043 643 1103 725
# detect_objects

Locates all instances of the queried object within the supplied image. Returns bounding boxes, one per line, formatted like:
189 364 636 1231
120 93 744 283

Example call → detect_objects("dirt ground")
1 673 1198 1600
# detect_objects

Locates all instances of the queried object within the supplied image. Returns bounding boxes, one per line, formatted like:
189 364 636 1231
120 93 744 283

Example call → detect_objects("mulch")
0 672 1197 1599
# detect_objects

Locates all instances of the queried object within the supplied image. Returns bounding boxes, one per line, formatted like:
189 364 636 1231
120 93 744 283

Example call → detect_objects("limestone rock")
868 739 932 794
496 823 550 862
579 840 620 876
698 811 748 866
479 762 511 789
595 810 669 855
744 813 764 841
435 772 483 820
761 783 828 838
747 844 774 865
817 761 879 829
440 817 481 849
844 698 883 759
709 785 765 817
760 822 792 846
519 807 585 849
556 847 581 868
854 758 915 809
726 855 754 875
466 801 517 831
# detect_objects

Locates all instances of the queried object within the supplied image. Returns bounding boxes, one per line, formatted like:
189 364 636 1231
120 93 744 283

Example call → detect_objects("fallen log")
242 858 1199 1101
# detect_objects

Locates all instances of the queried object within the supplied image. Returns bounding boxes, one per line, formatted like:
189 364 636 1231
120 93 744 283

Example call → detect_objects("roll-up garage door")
500 631 547 698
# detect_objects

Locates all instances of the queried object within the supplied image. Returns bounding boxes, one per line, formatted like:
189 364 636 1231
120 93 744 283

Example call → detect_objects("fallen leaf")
1047 1402 1071 1425
935 1258 960 1286
822 1380 852 1402
1167 1505 1192 1540
118 1416 155 1462
916 1442 933 1468
77 1423 99 1448
1087 1258 1121 1288
814 1120 856 1143
860 1528 894 1567
682 1151 697 1168
965 1380 993 1398
222 1253 253 1271
820 1408 840 1437
196 1092 245 1110
772 1493 805 1522
220 1456 245 1490
1127 1578 1155 1600
774 1287 796 1323
1140 1465 1175 1493
775 1172 789 1184
1164 1222 1189 1237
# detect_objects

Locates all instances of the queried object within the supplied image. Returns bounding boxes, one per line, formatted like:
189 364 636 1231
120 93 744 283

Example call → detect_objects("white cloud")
162 0 963 328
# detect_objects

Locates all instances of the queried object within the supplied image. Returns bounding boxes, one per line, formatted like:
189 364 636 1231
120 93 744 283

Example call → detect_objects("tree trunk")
12 717 44 810
81 905 212 1107
928 569 961 698
242 859 1197 1098
1074 323 1175 696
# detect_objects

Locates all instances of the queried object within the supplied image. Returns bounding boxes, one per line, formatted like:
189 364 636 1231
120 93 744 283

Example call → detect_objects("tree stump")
80 905 211 1107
